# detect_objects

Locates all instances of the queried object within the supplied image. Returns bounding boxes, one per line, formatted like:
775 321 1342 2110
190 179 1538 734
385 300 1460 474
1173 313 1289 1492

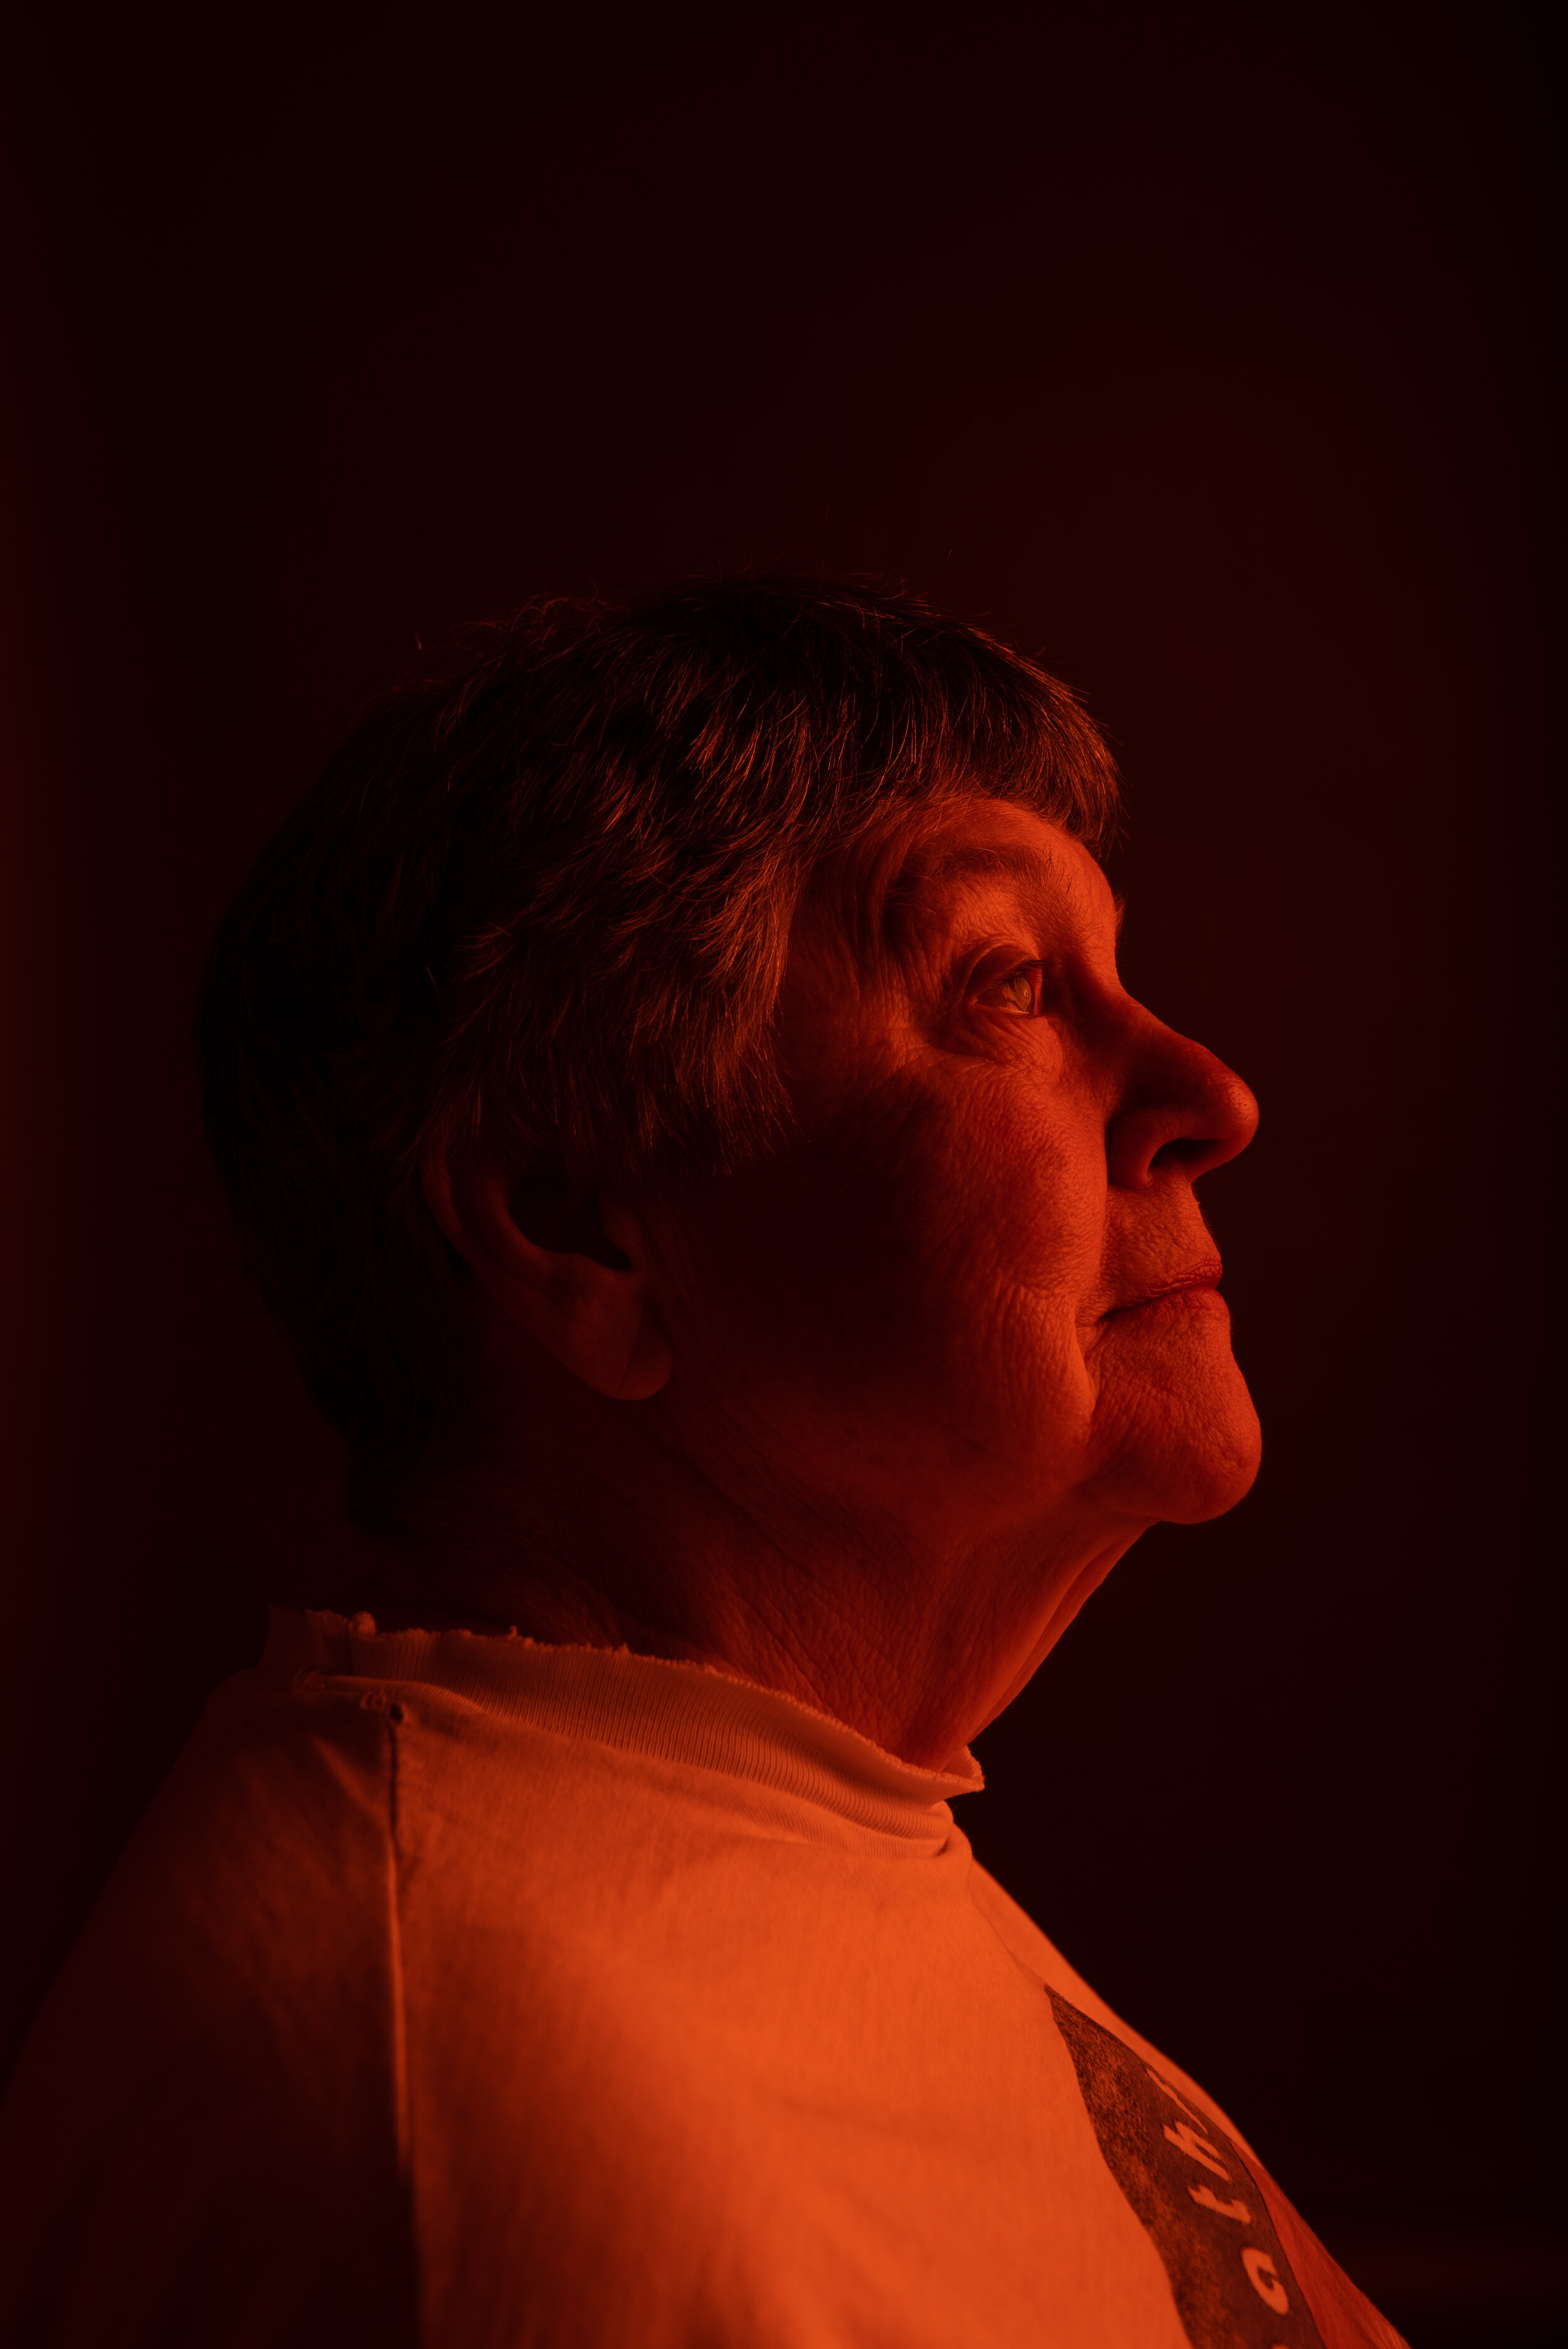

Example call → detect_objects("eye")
973 962 1041 1016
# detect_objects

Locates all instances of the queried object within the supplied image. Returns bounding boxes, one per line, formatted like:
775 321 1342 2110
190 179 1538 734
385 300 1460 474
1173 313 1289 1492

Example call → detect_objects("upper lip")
1108 1258 1224 1313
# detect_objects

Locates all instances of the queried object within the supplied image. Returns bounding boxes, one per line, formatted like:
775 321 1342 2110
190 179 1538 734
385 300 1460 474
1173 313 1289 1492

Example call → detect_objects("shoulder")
32 1669 406 2068
0 1671 416 2347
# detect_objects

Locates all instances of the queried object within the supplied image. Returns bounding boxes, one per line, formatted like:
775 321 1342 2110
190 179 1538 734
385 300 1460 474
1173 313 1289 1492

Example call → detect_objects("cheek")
761 1081 1106 1430
899 1073 1105 1319
647 1061 1116 1498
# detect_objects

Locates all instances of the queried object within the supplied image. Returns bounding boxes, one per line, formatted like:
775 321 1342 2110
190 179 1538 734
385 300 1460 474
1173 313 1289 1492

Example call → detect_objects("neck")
352 1384 1145 1771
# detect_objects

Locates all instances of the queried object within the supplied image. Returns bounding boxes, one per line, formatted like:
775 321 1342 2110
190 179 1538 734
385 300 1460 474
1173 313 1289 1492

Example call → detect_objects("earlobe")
420 1147 673 1401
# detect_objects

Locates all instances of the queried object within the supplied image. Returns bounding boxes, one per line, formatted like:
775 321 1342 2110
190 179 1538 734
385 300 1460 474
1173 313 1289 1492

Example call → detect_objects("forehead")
882 797 1116 942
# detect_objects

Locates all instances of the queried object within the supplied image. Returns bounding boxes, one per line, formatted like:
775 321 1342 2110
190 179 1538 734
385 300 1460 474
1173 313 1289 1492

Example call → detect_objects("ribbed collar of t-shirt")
264 1606 983 1840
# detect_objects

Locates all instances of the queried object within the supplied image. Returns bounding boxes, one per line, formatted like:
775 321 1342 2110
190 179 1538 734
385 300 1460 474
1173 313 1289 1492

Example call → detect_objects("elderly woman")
0 582 1402 2347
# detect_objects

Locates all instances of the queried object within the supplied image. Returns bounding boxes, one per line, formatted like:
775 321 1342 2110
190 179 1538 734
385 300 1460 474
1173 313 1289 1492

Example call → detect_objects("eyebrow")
926 842 1126 936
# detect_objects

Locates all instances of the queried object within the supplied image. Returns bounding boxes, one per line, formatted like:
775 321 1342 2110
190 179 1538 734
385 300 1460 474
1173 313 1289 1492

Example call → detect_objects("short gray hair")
197 578 1120 1498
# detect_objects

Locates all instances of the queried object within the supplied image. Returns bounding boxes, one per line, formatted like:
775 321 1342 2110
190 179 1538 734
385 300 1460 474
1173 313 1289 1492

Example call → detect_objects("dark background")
1 4 1562 2341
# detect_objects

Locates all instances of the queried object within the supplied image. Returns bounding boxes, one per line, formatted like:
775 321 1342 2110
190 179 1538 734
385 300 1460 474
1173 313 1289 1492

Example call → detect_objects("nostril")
1151 1135 1214 1170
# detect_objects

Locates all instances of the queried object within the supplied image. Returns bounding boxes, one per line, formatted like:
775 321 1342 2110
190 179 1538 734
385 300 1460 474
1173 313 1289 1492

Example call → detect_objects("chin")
1153 1406 1263 1522
1088 1345 1263 1524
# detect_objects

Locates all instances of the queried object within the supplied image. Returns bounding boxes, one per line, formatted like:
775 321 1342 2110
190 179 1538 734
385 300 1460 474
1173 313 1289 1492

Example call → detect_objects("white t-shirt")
0 1609 1404 2348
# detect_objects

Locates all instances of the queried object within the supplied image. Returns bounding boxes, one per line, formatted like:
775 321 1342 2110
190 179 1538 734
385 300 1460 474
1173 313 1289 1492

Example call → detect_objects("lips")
1107 1258 1224 1315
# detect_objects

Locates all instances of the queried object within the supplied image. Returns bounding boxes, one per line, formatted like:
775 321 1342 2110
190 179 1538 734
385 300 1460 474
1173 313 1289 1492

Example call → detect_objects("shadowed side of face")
638 796 1262 1553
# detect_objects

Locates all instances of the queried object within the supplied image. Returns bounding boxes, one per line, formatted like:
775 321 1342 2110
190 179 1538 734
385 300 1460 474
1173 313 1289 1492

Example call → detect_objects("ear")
422 1145 672 1401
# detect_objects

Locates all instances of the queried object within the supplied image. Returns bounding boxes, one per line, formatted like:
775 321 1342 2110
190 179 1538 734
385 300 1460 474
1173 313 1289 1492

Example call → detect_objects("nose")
1104 1011 1259 1192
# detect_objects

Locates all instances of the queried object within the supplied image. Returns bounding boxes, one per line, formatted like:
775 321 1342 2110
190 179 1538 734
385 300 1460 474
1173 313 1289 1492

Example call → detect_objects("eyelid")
968 956 1044 1012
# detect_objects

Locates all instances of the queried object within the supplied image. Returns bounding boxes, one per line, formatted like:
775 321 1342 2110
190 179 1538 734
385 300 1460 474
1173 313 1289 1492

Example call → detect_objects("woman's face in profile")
637 795 1263 1559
